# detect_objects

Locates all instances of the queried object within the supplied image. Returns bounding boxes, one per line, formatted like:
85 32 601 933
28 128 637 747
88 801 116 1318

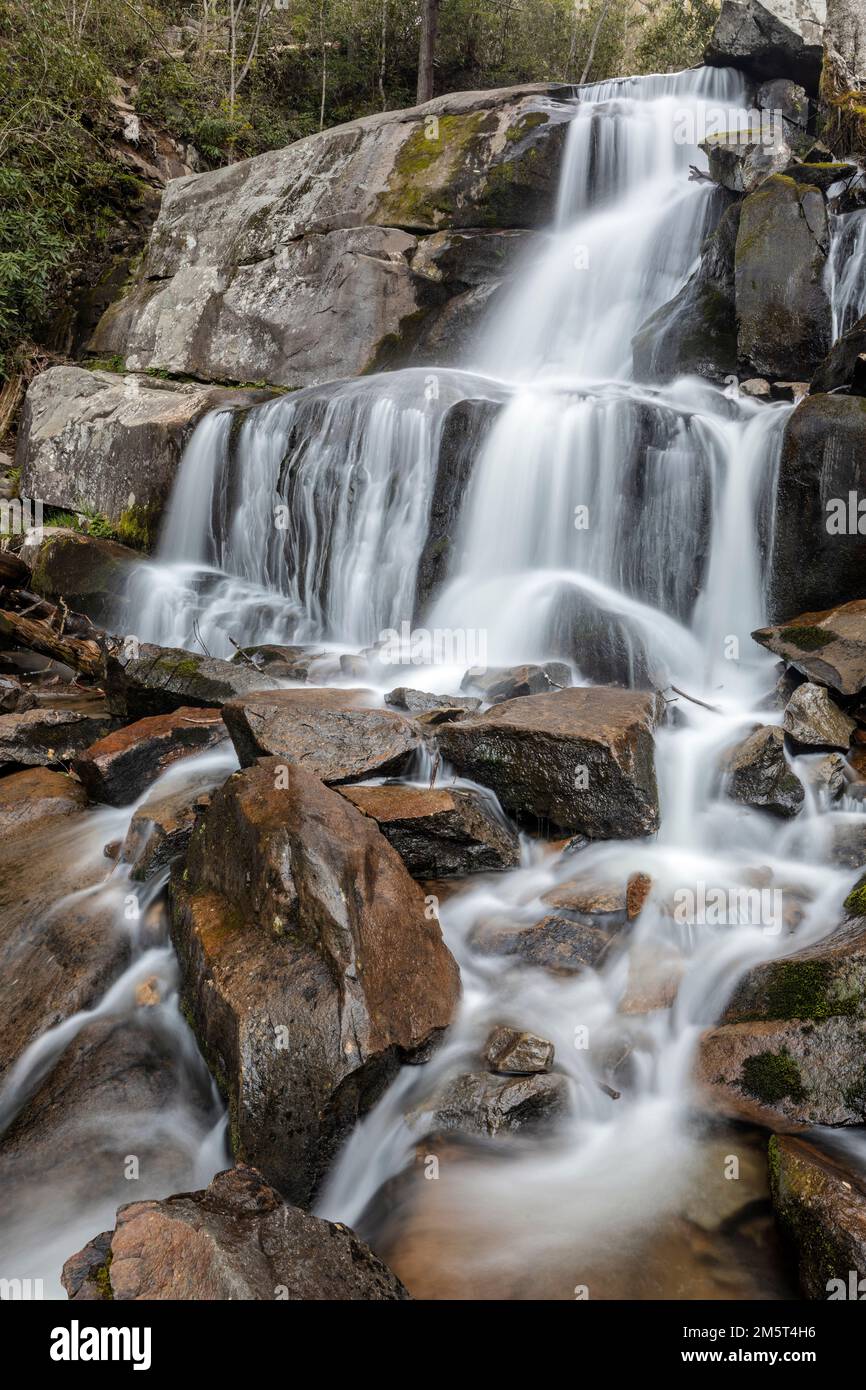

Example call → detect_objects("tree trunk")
417 0 440 105
820 0 866 152
0 610 103 679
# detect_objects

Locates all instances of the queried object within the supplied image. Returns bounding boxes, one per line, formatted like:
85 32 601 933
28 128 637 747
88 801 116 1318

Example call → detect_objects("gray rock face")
171 759 460 1205
811 311 866 394
704 0 827 91
721 724 805 815
90 87 573 390
0 707 113 770
338 783 520 877
460 661 572 703
16 367 271 544
767 395 866 618
632 200 739 384
735 175 831 379
104 641 281 719
412 1070 568 1138
222 688 420 782
701 133 793 194
62 1165 410 1301
769 1136 866 1299
782 681 856 747
436 686 660 838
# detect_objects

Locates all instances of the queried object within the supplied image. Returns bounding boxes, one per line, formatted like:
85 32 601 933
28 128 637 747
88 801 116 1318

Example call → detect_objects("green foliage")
635 0 719 75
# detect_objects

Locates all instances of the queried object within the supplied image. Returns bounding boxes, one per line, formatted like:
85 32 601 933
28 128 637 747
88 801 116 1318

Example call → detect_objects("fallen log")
0 608 103 679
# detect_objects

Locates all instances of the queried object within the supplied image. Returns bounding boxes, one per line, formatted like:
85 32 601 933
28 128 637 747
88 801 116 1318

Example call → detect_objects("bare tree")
379 0 388 110
417 0 440 105
580 0 613 85
228 0 272 121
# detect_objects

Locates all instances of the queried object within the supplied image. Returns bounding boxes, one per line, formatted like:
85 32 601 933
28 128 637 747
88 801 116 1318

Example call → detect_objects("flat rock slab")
74 707 227 807
0 707 112 770
338 783 519 877
62 1164 409 1301
105 641 281 718
769 1134 866 1298
436 686 660 837
171 759 460 1205
0 767 88 836
222 688 420 783
754 601 866 697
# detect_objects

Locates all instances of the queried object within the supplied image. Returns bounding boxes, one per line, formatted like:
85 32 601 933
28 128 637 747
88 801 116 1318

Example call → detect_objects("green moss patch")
740 1049 806 1105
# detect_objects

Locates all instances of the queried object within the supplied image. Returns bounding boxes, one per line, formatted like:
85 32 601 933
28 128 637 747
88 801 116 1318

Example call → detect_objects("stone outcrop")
766 395 866 618
16 367 272 546
62 1165 410 1301
782 680 856 746
73 707 227 807
0 767 88 836
222 688 420 782
482 1025 555 1074
754 601 866 695
735 175 831 379
0 706 112 771
436 686 660 837
720 724 805 815
170 759 460 1205
411 1070 567 1139
811 311 866 394
769 1134 866 1297
705 0 828 91
104 641 281 718
21 528 140 627
338 784 519 877
89 88 573 390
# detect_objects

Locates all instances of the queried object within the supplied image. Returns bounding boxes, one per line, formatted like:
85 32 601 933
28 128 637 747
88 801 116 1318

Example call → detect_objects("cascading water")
7 63 865 1299
828 207 866 340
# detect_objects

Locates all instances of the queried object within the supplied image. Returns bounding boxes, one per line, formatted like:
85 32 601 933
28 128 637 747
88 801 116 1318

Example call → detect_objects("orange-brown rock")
338 783 519 877
74 707 227 806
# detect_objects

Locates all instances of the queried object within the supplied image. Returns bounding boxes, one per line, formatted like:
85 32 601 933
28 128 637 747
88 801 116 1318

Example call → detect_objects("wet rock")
720 724 805 815
470 912 613 974
411 1070 568 1139
91 89 572 389
338 784 519 877
222 688 420 783
121 784 213 880
16 366 272 542
832 822 866 869
0 767 88 835
766 395 866 618
723 917 866 1024
735 175 831 379
704 0 827 91
23 528 140 627
754 600 866 696
620 942 685 1013
482 1025 554 1074
627 870 653 919
171 759 460 1205
73 707 227 807
785 160 857 190
0 674 38 714
436 686 660 838
460 661 572 703
62 1164 410 1301
385 687 481 716
633 198 739 383
811 311 866 395
770 379 810 402
782 682 855 748
698 1015 866 1126
769 1134 866 1297
104 641 280 719
756 76 811 126
702 133 793 194
802 751 848 798
0 706 112 770
740 376 772 397
231 643 327 681
541 877 629 926
415 396 504 610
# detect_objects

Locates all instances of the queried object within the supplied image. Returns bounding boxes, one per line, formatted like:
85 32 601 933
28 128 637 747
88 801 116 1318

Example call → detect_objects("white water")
5 65 866 1300
828 208 866 341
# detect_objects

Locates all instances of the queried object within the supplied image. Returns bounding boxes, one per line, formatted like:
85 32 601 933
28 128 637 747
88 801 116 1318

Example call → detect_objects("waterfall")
828 208 866 341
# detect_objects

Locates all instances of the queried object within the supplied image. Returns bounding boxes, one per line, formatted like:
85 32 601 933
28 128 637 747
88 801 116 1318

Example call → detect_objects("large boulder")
73 707 227 807
782 680 856 746
104 641 281 719
735 175 831 379
753 600 866 695
720 724 805 815
632 201 739 384
16 367 271 547
766 394 866 618
769 1135 866 1297
338 784 520 877
90 88 573 390
221 688 420 782
811 311 866 394
435 686 660 838
21 528 140 627
170 759 460 1205
704 0 828 91
0 706 112 771
62 1165 410 1301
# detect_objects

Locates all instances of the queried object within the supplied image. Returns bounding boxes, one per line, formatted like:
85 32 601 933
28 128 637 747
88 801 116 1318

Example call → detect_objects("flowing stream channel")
3 64 866 1299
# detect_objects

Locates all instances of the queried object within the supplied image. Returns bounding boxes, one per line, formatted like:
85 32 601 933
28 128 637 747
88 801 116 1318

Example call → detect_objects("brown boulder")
338 783 519 877
0 707 112 770
435 686 660 837
0 767 88 836
482 1025 554 1075
73 707 227 807
121 783 213 881
222 688 420 783
411 1070 568 1139
171 759 460 1204
769 1135 866 1298
62 1165 409 1301
753 601 866 697
470 912 613 975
